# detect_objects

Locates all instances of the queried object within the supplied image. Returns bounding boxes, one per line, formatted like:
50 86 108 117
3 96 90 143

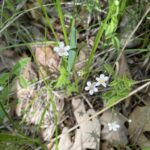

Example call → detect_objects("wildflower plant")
102 75 135 106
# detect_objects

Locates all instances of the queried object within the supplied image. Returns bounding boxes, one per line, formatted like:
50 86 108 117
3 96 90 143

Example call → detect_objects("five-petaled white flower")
96 74 109 87
85 81 98 95
108 122 120 132
0 86 4 91
54 42 70 57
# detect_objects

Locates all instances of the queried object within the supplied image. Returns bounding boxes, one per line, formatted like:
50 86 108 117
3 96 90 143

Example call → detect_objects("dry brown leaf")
71 98 100 150
53 98 100 150
51 127 73 150
35 46 60 74
129 98 150 148
100 110 128 149
12 60 64 141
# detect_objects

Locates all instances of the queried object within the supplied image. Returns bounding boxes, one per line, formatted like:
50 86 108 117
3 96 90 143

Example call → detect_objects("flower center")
98 79 104 84
60 48 65 53
89 84 94 90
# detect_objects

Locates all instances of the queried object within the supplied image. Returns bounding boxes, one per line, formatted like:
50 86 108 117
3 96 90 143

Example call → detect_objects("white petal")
96 77 100 81
116 124 120 128
54 47 59 52
59 42 64 48
65 45 70 51
87 81 91 86
63 51 69 56
95 82 100 86
108 124 112 131
108 123 111 126
100 74 105 78
85 86 89 91
102 82 107 87
113 127 117 131
89 90 94 95
104 76 109 81
94 87 98 92
58 52 63 56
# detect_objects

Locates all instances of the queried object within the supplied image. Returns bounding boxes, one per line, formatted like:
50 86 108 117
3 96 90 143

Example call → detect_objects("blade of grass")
67 19 77 72
55 0 68 44
82 3 112 89
30 29 59 149
0 133 47 150
0 41 56 52
37 0 58 41
119 0 127 18
0 102 20 133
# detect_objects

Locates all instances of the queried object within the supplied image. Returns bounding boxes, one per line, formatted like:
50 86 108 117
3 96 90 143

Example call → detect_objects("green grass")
55 0 68 44
0 0 150 149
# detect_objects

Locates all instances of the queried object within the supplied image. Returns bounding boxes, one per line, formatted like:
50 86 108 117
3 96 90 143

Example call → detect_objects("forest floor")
0 0 150 150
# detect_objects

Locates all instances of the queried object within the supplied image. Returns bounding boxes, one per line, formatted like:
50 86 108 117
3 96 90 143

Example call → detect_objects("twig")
81 94 93 109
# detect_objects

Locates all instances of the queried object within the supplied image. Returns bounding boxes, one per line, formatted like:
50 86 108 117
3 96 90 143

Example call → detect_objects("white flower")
108 122 120 132
77 70 84 76
96 74 109 87
0 86 4 91
114 0 119 5
85 81 98 95
54 42 70 57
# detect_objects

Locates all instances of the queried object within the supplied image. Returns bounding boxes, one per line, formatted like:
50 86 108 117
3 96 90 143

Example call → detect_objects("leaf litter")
0 0 150 150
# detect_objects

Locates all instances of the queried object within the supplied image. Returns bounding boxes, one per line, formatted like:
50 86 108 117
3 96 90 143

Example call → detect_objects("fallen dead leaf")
51 98 100 150
129 96 150 148
100 109 128 149
34 45 60 76
71 98 100 150
11 58 64 141
51 127 73 150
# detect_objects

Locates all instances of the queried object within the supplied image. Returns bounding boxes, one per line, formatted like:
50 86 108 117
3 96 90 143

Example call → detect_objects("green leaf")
111 36 120 50
55 67 69 88
11 57 30 75
66 83 78 96
0 106 5 123
105 16 118 38
0 73 10 85
67 19 77 73
19 76 29 88
104 64 115 75
103 75 134 106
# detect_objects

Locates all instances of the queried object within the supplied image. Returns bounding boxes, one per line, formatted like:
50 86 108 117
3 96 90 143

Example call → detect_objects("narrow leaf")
67 19 77 72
